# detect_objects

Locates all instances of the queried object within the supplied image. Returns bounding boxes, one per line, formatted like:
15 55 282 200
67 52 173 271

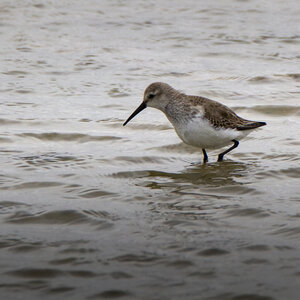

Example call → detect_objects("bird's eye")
148 93 155 99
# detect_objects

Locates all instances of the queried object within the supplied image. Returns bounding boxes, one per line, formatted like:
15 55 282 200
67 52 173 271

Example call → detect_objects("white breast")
170 116 250 149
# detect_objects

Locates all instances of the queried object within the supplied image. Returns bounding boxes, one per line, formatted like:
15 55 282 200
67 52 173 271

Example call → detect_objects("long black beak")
123 102 147 126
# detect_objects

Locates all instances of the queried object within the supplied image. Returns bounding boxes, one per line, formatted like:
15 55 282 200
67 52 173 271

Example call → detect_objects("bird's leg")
202 148 208 164
217 140 239 162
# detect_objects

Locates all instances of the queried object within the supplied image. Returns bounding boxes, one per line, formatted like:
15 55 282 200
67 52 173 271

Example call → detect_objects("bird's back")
184 95 266 131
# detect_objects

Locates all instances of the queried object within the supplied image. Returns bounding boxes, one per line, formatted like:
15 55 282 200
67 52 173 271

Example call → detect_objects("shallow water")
0 0 300 299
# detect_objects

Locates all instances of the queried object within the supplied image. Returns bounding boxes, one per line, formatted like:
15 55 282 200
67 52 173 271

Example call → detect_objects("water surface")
0 0 300 299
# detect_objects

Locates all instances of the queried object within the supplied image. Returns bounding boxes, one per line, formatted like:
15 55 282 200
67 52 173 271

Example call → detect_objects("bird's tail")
237 121 267 131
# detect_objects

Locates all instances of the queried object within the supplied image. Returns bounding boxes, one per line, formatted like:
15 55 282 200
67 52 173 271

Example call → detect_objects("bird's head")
123 82 172 126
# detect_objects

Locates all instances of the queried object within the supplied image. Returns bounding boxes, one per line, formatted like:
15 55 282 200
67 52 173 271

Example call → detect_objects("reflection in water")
113 160 252 190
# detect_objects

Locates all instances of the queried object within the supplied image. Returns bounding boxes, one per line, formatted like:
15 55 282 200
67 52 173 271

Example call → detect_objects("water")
0 0 300 299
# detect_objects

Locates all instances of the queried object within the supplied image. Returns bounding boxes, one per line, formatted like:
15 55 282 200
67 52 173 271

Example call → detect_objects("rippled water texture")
0 0 300 299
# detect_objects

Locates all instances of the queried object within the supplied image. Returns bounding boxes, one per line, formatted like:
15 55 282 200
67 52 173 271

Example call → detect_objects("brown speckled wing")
188 96 246 129
200 98 266 130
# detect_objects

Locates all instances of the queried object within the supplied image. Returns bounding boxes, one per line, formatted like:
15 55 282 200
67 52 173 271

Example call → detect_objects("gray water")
0 0 300 299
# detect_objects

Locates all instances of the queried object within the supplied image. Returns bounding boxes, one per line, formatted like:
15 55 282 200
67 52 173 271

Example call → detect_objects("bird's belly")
173 118 248 149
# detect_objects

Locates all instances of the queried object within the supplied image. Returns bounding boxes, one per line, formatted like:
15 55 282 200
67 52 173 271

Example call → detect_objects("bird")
123 82 266 163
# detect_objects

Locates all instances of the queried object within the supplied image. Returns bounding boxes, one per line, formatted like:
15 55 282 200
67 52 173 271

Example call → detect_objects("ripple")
243 258 270 265
188 270 216 278
198 248 229 256
109 156 173 165
149 142 199 154
68 270 97 278
279 168 300 179
0 136 12 142
59 247 98 255
0 200 29 208
271 226 300 238
3 70 28 76
107 87 130 98
17 132 122 142
211 293 274 300
110 271 133 279
121 123 172 131
9 243 43 253
49 257 77 265
15 89 34 94
233 105 300 116
112 170 153 179
6 210 87 224
5 209 114 229
231 294 274 300
0 280 47 291
45 71 70 76
2 101 37 107
0 118 22 125
19 153 87 168
74 59 105 71
241 245 270 251
0 239 20 249
257 167 300 179
88 290 132 299
79 189 115 198
275 73 300 81
8 268 64 278
112 253 161 263
155 71 191 77
166 259 193 268
16 47 32 52
33 3 45 8
46 286 75 294
0 181 63 190
248 76 275 83
226 208 270 218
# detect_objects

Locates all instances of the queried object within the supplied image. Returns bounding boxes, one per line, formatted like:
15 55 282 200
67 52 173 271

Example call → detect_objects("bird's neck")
165 96 194 125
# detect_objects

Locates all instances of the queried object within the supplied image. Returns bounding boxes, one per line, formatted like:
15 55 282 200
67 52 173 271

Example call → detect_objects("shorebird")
123 82 266 163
